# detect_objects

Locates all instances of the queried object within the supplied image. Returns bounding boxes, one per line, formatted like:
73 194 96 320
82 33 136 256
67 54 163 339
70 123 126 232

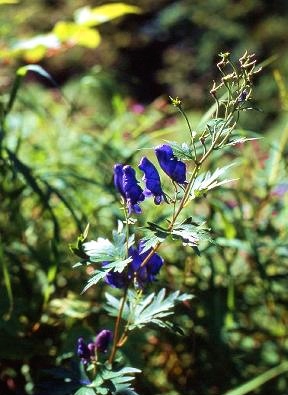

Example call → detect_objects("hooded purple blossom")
138 157 165 205
114 163 125 197
155 144 186 184
129 240 164 288
77 330 113 364
123 166 145 214
103 241 164 289
104 268 127 289
95 329 113 353
77 337 92 365
114 164 145 214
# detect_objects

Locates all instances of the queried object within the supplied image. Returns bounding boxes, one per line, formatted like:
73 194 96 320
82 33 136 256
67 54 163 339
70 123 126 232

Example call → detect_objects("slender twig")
109 286 129 364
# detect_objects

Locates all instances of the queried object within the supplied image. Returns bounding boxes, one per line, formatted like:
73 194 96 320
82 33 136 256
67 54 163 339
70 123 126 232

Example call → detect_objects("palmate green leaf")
206 118 227 136
74 388 96 395
83 238 116 262
105 289 193 331
165 140 195 161
190 163 238 199
104 292 130 318
140 222 168 253
171 218 213 250
73 222 134 293
81 257 132 294
90 365 141 395
81 223 134 264
130 289 193 330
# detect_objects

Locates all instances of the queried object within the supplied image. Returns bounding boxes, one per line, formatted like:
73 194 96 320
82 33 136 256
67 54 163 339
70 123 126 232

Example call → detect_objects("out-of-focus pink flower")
130 103 145 114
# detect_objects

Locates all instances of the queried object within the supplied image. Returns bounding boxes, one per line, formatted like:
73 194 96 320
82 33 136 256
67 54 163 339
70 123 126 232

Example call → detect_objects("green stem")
177 105 197 162
108 285 129 364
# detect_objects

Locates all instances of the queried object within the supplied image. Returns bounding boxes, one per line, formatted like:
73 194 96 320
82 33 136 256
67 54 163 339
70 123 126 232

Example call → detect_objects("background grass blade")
223 361 288 395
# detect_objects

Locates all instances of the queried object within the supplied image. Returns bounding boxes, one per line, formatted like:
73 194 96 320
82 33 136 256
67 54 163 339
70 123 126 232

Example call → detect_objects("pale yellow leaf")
53 21 101 48
0 0 19 4
75 3 141 27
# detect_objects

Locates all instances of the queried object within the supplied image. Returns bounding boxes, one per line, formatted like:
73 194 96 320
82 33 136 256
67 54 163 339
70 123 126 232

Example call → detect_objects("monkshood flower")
103 241 164 289
130 240 164 288
77 337 91 365
138 156 165 205
105 269 127 289
123 166 145 214
77 330 113 364
95 329 113 353
114 163 126 197
114 164 145 214
155 144 186 184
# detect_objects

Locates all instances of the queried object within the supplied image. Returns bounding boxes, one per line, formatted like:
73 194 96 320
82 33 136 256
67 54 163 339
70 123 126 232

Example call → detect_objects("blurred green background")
0 1 288 394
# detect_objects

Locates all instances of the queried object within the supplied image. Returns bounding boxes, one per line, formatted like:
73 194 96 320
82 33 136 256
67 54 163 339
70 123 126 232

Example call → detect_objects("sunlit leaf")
105 289 193 331
190 163 238 199
74 4 141 27
74 388 96 395
6 64 58 115
90 365 141 395
0 0 19 4
171 218 213 248
53 21 101 48
13 33 58 51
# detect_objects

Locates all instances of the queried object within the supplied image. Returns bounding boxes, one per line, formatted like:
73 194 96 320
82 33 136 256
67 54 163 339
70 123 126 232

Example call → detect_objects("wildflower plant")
71 52 261 395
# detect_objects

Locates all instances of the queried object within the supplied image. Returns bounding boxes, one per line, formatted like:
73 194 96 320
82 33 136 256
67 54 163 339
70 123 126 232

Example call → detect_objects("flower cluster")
105 240 164 289
77 330 113 365
114 144 186 214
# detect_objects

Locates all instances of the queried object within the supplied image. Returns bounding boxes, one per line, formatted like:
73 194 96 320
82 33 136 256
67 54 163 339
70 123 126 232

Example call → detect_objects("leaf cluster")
105 288 193 332
75 365 141 395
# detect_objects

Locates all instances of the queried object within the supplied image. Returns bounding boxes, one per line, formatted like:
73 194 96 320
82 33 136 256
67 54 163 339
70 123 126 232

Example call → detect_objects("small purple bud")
95 330 113 353
88 342 96 356
77 337 91 364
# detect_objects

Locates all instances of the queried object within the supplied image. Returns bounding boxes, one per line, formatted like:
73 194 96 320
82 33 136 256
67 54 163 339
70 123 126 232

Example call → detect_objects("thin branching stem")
109 285 129 364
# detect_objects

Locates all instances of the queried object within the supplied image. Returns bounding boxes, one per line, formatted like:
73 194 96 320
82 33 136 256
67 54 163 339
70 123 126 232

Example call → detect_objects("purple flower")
103 241 164 289
138 157 165 204
123 165 145 214
155 144 186 184
113 164 145 214
102 261 127 289
114 163 125 198
128 240 164 288
104 269 127 289
77 337 91 365
76 330 113 364
95 330 113 353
